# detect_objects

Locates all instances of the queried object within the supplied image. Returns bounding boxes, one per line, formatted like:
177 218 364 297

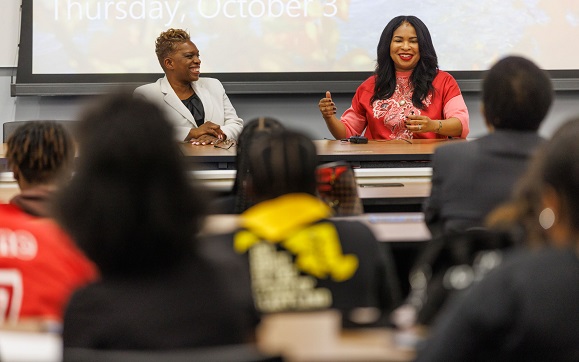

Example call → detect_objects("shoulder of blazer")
133 77 165 96
159 76 174 95
193 77 223 91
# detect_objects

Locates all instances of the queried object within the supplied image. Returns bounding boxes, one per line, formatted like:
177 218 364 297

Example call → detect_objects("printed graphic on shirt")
0 269 23 323
0 229 38 261
249 243 332 313
235 222 359 313
373 76 431 140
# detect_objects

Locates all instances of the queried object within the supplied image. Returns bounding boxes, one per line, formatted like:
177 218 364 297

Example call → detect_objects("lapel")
192 79 212 122
160 76 195 125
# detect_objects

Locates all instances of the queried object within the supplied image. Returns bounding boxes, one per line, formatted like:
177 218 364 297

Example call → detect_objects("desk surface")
202 212 430 243
178 138 462 167
1 141 436 207
0 321 414 362
257 311 415 362
2 139 460 167
1 139 456 173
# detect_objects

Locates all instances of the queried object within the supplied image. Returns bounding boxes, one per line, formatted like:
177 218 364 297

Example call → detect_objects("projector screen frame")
11 0 579 97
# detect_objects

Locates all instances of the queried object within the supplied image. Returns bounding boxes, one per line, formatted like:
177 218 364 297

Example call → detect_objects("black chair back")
3 120 79 143
63 344 284 362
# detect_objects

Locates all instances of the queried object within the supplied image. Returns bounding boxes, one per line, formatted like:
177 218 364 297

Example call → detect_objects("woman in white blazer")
134 29 243 144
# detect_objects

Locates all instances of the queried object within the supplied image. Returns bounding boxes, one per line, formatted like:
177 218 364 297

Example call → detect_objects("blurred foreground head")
54 94 205 277
483 55 553 131
538 117 579 245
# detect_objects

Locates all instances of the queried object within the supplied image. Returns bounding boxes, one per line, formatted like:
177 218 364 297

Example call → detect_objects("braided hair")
6 121 74 185
233 117 285 213
245 128 318 203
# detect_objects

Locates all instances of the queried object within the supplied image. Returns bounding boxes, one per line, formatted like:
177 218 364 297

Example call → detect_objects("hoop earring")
539 207 555 230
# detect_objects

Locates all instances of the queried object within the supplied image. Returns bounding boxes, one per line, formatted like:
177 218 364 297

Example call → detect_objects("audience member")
423 55 553 237
318 15 469 140
206 128 401 327
485 153 548 247
415 117 579 361
5 121 73 216
134 28 243 144
209 117 285 214
0 121 96 327
54 95 257 350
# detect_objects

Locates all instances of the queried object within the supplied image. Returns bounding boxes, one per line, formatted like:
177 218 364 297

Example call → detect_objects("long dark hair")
372 15 438 109
54 94 205 277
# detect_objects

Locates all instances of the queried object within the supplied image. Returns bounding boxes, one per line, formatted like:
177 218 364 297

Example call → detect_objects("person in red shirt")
318 15 469 141
0 121 97 328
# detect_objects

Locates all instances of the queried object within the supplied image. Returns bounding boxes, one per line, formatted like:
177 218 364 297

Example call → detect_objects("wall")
2 76 579 142
1 0 578 141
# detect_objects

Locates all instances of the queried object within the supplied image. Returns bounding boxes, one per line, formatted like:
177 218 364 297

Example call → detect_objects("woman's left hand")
191 134 219 145
406 114 434 133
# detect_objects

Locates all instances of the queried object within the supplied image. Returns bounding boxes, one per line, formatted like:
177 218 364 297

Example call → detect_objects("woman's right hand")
186 121 225 143
318 91 337 119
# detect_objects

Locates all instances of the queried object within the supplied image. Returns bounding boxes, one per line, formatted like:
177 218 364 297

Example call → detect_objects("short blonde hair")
155 28 190 69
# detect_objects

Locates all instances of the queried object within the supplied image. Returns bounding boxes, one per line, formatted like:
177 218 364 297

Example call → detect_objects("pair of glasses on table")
213 139 237 150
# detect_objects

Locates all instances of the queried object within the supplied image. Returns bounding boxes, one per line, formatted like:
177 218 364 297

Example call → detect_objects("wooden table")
202 212 430 244
2 139 458 209
257 311 415 362
179 138 461 169
180 139 461 208
0 143 6 172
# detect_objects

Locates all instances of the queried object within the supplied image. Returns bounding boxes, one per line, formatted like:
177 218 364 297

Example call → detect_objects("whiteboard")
1 1 21 67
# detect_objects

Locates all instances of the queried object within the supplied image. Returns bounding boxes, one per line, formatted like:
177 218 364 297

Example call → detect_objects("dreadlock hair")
155 28 191 70
245 128 318 203
6 121 74 186
233 117 285 213
372 15 438 109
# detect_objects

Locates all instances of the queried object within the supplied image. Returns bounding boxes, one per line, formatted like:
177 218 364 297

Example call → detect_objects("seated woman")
205 128 401 326
54 94 258 350
134 28 243 144
318 15 469 140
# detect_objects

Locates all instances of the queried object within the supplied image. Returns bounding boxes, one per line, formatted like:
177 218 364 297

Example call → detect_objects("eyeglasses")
213 139 237 150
